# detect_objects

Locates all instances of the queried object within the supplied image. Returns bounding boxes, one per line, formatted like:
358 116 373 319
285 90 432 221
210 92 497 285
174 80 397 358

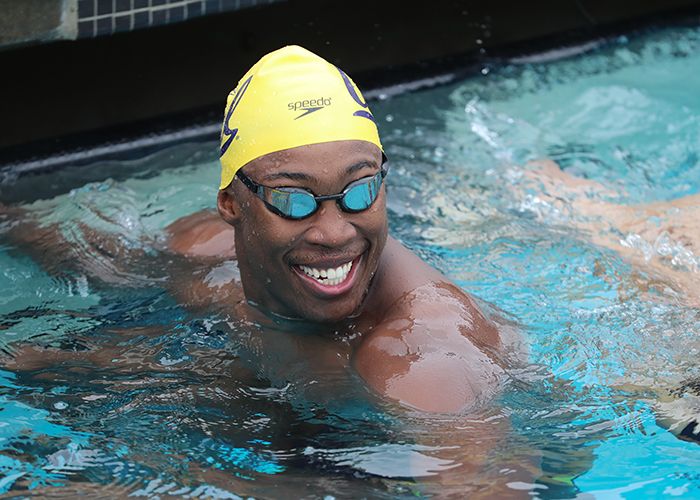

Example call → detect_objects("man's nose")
304 201 357 247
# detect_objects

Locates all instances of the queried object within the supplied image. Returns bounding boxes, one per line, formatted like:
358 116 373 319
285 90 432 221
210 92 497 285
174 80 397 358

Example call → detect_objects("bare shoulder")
354 239 508 413
165 210 236 259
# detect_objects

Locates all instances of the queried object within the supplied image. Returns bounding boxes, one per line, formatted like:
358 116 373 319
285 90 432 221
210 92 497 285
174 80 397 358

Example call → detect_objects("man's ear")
217 188 242 225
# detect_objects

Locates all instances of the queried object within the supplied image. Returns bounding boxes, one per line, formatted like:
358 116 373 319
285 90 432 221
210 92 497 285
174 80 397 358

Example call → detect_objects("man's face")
219 140 388 324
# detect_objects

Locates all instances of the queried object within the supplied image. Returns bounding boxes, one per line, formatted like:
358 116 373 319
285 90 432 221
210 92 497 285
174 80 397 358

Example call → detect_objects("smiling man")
168 45 512 413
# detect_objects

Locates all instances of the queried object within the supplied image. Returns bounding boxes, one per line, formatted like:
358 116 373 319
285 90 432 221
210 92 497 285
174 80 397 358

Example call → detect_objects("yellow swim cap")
219 45 383 189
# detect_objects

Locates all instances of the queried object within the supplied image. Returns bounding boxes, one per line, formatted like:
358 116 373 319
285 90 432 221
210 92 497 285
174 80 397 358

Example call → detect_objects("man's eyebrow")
345 160 379 175
261 171 312 182
261 160 379 183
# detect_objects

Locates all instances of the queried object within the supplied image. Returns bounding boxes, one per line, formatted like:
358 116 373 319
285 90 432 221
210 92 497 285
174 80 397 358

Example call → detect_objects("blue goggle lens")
238 165 388 220
343 175 379 211
286 192 319 219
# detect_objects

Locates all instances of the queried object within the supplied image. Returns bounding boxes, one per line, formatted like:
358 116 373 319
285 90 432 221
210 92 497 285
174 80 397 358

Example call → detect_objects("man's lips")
293 255 362 295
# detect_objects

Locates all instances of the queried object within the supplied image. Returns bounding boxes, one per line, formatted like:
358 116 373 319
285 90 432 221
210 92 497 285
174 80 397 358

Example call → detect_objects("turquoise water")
2 24 700 499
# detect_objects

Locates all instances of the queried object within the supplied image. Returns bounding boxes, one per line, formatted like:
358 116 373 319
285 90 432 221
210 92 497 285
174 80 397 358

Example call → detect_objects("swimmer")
162 45 542 495
164 45 516 414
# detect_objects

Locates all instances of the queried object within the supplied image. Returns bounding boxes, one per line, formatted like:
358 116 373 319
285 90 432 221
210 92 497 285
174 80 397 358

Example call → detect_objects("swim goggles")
235 162 389 220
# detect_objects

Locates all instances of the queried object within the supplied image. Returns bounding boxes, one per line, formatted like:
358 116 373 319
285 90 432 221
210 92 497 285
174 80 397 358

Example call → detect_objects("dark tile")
239 0 254 8
78 0 94 18
97 0 113 15
134 0 148 8
152 9 167 25
96 16 113 35
116 0 131 12
187 1 202 17
115 14 131 31
152 0 166 5
134 10 150 28
204 0 219 14
221 0 237 12
168 6 184 22
78 20 94 37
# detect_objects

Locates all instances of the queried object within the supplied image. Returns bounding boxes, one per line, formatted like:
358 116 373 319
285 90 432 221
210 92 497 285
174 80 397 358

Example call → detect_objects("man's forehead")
246 141 382 178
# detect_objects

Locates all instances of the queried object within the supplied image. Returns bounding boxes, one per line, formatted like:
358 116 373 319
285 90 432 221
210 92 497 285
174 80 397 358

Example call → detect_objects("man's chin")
295 301 362 325
252 292 363 326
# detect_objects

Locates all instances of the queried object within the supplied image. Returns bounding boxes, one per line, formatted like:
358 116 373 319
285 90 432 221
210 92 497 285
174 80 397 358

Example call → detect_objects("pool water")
2 23 700 499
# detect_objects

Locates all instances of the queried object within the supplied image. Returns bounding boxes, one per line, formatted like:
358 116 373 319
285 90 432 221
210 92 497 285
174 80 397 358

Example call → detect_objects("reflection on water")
2 23 700 500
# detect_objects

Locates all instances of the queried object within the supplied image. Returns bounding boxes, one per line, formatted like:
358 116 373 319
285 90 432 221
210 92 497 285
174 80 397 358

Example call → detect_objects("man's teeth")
299 262 353 286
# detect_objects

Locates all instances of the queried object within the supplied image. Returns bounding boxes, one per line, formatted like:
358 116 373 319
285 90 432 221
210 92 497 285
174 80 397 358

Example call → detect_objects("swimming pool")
1 22 700 499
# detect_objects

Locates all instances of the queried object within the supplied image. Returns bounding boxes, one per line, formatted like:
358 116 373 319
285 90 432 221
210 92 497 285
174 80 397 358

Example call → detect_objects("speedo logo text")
288 97 332 119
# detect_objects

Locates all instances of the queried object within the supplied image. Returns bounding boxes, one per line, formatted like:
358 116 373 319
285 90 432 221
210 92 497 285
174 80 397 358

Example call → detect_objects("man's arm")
354 280 505 413
352 249 538 497
353 238 507 413
164 210 236 259
2 196 235 262
521 159 700 303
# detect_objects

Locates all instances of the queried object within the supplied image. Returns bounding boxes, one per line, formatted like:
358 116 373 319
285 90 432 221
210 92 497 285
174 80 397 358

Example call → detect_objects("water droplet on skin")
385 114 394 122
54 402 68 410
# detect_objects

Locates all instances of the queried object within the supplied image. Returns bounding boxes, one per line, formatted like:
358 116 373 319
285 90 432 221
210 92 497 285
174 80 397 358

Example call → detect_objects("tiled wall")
76 0 284 38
